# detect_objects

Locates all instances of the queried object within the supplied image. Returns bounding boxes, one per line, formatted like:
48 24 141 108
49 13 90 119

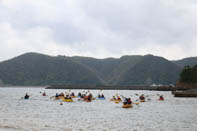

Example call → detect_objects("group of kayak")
22 91 165 109
110 94 165 108
54 91 103 102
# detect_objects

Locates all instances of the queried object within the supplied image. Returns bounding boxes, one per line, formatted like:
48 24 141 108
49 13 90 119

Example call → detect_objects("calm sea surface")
0 87 197 131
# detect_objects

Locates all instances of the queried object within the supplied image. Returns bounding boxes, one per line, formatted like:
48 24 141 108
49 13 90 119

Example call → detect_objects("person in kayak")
159 95 164 100
117 96 121 100
24 93 30 99
55 93 59 98
127 98 132 104
98 94 101 98
78 92 82 97
101 94 105 98
65 94 71 99
71 92 75 97
42 92 46 96
123 98 128 105
139 94 145 100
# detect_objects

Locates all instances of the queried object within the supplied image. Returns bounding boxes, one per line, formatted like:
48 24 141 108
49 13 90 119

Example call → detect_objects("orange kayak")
122 104 133 108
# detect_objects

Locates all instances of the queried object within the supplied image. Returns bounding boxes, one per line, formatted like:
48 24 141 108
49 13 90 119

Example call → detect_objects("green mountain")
0 52 196 86
116 55 182 85
0 53 102 86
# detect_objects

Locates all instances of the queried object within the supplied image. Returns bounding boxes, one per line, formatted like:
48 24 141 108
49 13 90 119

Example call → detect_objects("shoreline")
45 85 175 91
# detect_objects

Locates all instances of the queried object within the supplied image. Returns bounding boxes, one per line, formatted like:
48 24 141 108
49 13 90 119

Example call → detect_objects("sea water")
0 87 197 131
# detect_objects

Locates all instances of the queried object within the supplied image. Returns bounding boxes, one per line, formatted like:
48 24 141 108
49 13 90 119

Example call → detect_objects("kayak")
71 96 77 98
158 98 164 101
114 100 122 104
98 97 105 100
122 104 133 108
140 99 145 102
61 98 73 102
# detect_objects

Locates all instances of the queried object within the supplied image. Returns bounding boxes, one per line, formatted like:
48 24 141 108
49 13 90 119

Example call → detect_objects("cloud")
0 0 197 61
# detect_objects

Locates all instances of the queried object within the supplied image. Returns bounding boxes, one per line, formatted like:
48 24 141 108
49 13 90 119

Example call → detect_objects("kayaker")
159 95 164 100
24 93 29 99
98 94 101 98
123 98 128 105
78 92 82 97
127 98 132 104
139 94 145 100
117 96 121 100
65 95 71 99
55 93 59 98
101 94 105 98
42 92 46 96
71 92 75 97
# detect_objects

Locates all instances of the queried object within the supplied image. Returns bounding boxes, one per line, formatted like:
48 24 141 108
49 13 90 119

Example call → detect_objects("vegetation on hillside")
179 65 197 83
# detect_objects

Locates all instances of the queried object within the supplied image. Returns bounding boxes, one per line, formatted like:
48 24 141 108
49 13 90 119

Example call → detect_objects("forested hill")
0 53 103 86
0 52 196 86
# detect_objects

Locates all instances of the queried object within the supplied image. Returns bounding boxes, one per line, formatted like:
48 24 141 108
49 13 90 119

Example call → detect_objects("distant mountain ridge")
0 52 196 86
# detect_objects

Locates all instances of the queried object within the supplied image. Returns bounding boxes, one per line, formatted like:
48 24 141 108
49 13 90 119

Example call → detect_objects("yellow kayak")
114 100 122 104
61 98 73 102
122 104 133 108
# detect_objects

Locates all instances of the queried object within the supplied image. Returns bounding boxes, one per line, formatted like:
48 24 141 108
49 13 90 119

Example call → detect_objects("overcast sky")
0 0 197 62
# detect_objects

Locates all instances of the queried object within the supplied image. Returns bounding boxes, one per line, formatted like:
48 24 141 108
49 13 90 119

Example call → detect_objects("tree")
179 65 197 83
